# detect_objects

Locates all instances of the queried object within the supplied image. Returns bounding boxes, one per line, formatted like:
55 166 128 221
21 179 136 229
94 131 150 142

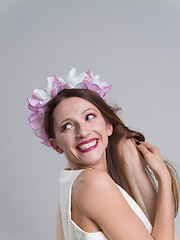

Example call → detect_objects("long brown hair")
44 88 179 217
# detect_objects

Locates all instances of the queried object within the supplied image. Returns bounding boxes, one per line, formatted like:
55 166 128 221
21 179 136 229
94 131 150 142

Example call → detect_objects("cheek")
57 134 73 149
56 135 66 147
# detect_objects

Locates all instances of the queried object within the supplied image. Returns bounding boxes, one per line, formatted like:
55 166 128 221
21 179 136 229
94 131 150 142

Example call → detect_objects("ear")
106 123 113 136
49 138 64 154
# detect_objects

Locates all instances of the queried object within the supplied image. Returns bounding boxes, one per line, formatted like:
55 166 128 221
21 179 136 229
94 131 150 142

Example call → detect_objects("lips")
76 138 99 153
76 138 98 148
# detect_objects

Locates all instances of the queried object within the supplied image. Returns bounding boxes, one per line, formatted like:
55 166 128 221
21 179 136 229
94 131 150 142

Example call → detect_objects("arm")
120 139 157 225
136 141 174 240
121 139 180 239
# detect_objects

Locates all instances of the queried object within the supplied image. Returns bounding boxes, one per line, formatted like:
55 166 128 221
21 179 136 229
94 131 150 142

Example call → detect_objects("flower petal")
98 85 112 96
46 75 59 95
33 89 48 100
89 83 100 92
41 138 51 147
62 82 74 89
92 74 100 81
84 71 93 83
36 98 51 108
39 128 48 139
73 73 87 85
51 87 59 98
98 81 109 88
28 104 38 112
74 82 88 89
27 98 40 107
29 117 43 130
57 77 66 85
67 68 77 82
28 112 39 122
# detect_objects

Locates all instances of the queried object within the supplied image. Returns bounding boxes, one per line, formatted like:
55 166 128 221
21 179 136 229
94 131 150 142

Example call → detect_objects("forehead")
53 97 100 121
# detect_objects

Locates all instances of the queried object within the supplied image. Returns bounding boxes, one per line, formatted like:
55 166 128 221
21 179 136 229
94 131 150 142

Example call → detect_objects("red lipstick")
76 138 99 153
76 138 98 148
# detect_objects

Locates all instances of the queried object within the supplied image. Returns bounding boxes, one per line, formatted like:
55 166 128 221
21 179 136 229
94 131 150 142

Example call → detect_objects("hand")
136 141 170 182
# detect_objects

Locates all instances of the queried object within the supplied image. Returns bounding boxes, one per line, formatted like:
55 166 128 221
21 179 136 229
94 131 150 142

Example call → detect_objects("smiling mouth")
77 139 97 150
76 139 98 152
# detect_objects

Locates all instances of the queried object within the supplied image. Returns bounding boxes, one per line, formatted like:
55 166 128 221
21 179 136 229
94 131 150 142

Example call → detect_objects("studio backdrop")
0 0 179 239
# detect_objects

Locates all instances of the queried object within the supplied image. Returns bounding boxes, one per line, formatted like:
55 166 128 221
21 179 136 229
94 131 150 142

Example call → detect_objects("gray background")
0 0 179 239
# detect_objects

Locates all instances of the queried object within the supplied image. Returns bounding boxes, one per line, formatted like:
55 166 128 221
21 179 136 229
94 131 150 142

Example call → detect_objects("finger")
140 142 159 154
136 142 152 158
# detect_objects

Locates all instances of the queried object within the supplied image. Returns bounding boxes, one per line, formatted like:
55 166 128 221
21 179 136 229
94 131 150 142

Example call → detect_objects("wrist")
156 169 171 184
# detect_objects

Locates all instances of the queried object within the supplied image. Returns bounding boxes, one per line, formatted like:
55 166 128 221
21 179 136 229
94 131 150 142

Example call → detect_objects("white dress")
59 169 152 240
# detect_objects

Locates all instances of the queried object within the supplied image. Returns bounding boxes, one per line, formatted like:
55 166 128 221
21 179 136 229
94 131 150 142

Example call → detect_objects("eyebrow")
57 108 97 126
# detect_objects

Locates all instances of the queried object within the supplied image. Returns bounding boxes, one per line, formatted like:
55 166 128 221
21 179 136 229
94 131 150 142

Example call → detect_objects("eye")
85 113 96 121
61 123 72 132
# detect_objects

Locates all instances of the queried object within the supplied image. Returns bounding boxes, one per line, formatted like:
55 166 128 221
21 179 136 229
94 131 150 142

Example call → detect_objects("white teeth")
78 140 97 150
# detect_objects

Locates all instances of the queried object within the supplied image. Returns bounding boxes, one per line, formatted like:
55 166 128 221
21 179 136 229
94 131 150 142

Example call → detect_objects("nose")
76 122 91 138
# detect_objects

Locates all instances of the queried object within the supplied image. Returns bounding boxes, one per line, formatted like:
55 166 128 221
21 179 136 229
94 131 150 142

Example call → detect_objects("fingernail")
136 141 141 145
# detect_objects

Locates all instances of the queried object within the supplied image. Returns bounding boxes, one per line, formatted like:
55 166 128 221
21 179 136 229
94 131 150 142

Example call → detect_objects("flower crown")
27 68 112 147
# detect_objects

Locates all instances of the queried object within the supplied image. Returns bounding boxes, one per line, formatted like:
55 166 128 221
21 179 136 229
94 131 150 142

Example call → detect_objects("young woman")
28 68 180 240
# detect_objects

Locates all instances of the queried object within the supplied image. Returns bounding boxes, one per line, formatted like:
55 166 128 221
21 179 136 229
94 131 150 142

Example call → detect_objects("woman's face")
50 97 113 171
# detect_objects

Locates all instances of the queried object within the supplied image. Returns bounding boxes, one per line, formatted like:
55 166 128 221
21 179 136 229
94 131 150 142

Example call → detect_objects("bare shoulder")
72 169 117 212
76 168 112 186
73 168 115 197
72 168 152 239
